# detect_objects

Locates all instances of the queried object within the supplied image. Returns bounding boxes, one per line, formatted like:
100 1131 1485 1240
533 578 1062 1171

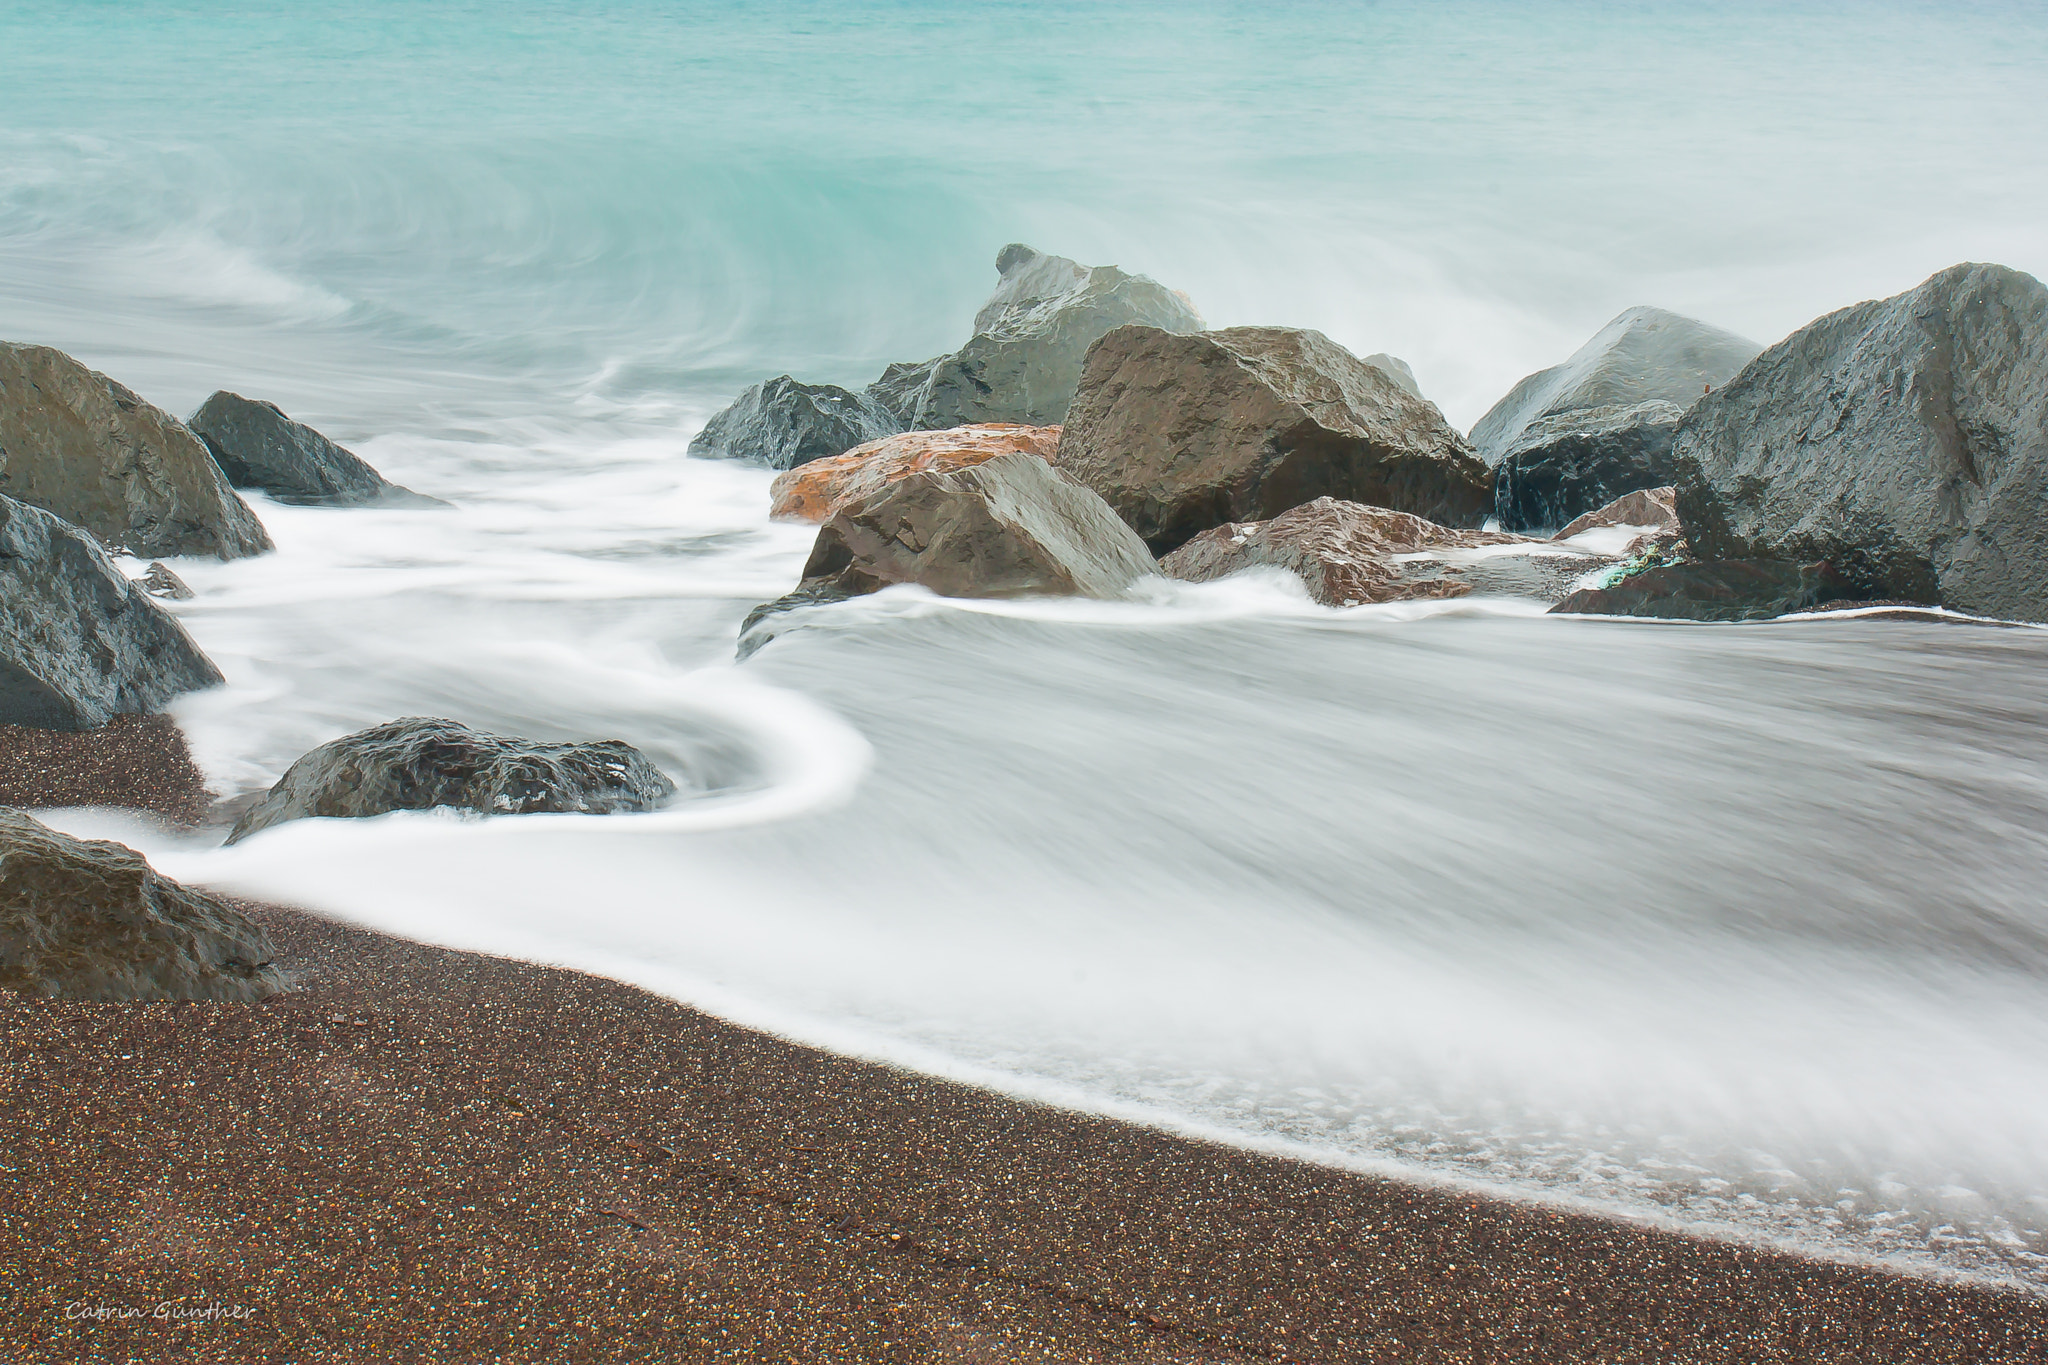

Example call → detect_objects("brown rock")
1058 325 1491 553
769 424 1061 523
1162 496 1609 606
0 343 271 559
1554 486 1681 540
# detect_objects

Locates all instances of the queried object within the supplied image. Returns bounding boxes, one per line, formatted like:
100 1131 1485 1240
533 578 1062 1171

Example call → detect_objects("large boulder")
1161 497 1608 607
0 809 287 1001
1058 325 1492 554
1469 307 1762 463
864 357 946 426
0 494 224 731
226 717 678 845
1550 561 1849 622
0 343 271 559
1491 400 1690 532
783 451 1155 604
768 423 1062 522
688 375 902 471
1672 263 2048 621
187 391 445 508
898 244 1204 430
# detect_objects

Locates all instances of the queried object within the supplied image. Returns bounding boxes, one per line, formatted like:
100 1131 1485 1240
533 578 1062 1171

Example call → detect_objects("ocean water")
7 0 2048 1291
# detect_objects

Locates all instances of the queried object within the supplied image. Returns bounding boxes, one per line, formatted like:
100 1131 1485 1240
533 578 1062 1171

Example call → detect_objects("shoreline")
3 723 2047 1360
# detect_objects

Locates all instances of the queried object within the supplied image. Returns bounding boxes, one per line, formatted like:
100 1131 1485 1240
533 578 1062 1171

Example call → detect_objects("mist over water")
8 0 2048 1289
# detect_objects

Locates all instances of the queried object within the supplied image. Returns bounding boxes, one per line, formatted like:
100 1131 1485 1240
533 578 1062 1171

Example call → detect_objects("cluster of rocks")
716 250 2048 641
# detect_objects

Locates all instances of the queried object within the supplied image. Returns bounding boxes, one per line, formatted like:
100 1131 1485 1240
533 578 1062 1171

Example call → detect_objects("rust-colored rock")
1162 496 1609 607
1555 486 1681 541
769 424 1061 523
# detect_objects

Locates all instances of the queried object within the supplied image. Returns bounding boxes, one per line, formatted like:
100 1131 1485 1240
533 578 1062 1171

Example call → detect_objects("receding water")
7 0 2048 1292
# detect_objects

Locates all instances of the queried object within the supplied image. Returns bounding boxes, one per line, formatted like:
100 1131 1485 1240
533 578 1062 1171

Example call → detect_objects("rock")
1363 353 1423 399
1469 307 1762 465
1058 325 1492 553
1550 560 1850 622
137 562 196 601
792 451 1156 603
187 391 446 508
225 718 678 845
1555 486 1681 541
0 342 271 559
1672 263 2048 621
864 357 946 426
904 244 1204 429
736 578 860 661
1491 399 1690 532
688 375 902 471
0 809 288 1001
0 494 224 731
768 423 1062 522
1161 496 1608 607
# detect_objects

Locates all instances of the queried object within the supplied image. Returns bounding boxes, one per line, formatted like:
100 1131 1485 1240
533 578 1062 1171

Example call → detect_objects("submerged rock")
768 423 1062 522
188 391 446 508
136 561 196 601
0 494 224 731
790 451 1155 603
1550 560 1849 622
1554 486 1681 542
1162 496 1605 607
1492 399 1690 532
226 717 677 845
0 342 271 559
0 809 288 1001
689 375 902 471
1673 263 2048 621
899 244 1204 430
1469 307 1761 466
1059 325 1491 553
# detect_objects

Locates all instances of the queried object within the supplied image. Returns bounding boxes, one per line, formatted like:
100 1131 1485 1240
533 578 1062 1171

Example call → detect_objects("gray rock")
226 717 679 844
736 578 859 661
1161 496 1608 607
1492 399 1689 532
1672 263 2048 621
0 494 224 731
905 244 1204 429
1469 307 1761 465
0 809 288 1001
0 343 271 559
137 561 196 600
1058 325 1492 553
864 357 946 426
1363 353 1423 399
188 391 446 508
791 451 1156 604
1554 486 1681 541
1550 560 1849 622
688 375 902 471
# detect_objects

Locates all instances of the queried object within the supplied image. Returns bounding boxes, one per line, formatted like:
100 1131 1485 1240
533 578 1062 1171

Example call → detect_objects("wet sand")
2 719 2045 1362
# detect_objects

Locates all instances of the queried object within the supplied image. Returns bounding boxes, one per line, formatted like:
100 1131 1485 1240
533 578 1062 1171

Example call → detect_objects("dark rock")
1550 560 1851 622
1469 307 1761 465
864 357 947 426
1492 400 1689 532
1058 325 1492 554
905 245 1204 429
1673 263 2048 621
187 391 447 508
137 561 195 600
792 451 1155 604
1162 496 1609 607
0 494 224 731
688 375 902 471
0 342 271 559
226 717 678 845
1554 486 1681 542
0 809 288 1001
736 579 860 661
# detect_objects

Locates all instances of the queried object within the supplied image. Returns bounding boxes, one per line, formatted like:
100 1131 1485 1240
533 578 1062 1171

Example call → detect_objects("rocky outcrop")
1470 307 1760 463
895 245 1204 429
864 357 946 426
768 424 1061 522
226 717 678 844
0 343 271 559
688 375 902 471
1161 497 1608 607
785 452 1155 605
0 494 224 731
1058 325 1492 553
1672 263 2048 621
1491 400 1690 532
1550 561 1848 622
188 391 445 508
0 810 287 1001
1555 486 1681 541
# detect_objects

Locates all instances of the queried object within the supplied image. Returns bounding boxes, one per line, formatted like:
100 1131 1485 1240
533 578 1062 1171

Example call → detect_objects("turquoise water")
10 1 2048 1291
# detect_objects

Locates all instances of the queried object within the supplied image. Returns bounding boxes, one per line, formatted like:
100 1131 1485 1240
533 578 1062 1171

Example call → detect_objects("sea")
5 0 2048 1292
